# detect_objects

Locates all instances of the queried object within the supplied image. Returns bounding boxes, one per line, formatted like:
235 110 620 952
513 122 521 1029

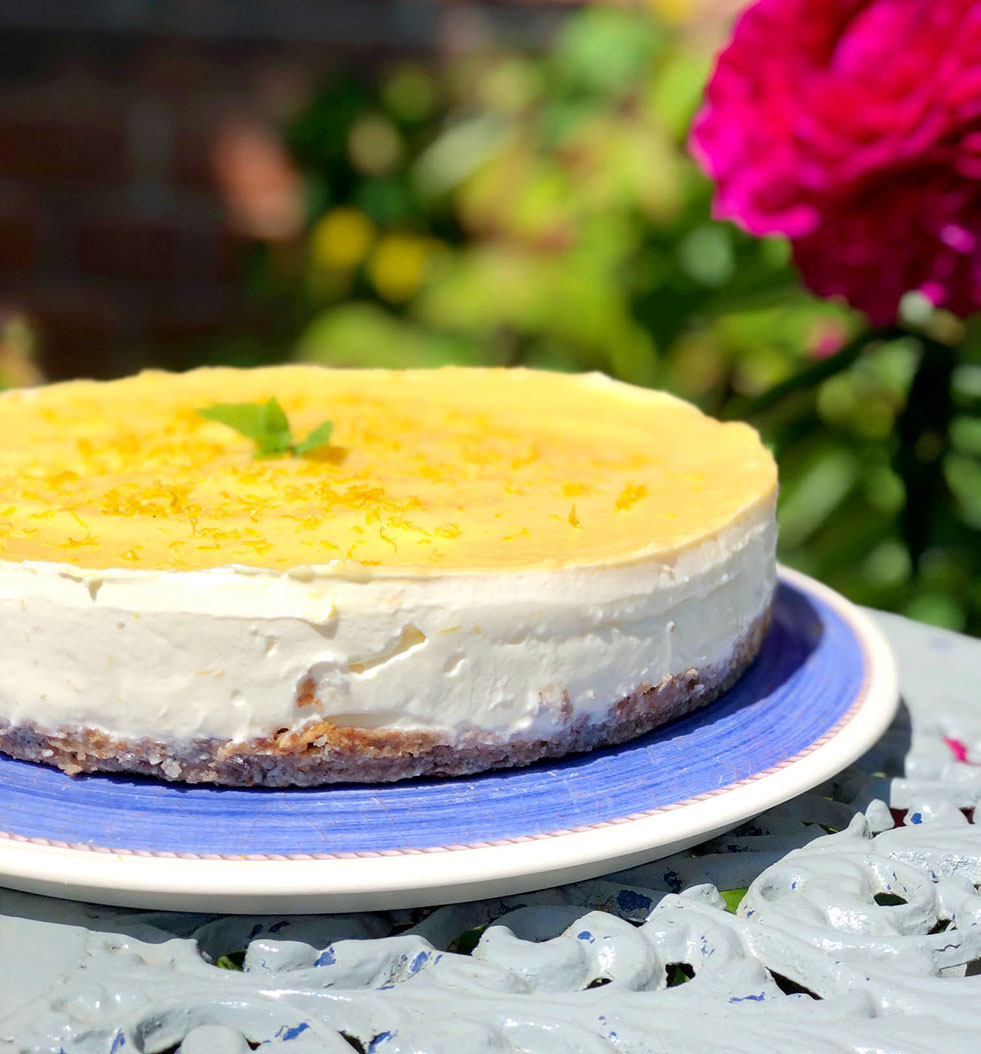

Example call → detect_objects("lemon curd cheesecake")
0 367 777 786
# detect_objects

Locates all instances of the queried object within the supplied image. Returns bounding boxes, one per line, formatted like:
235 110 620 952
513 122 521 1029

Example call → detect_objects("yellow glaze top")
0 367 776 573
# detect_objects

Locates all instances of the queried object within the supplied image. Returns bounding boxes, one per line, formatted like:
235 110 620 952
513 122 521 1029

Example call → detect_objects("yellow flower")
368 235 433 302
647 0 696 22
348 114 403 176
311 208 375 271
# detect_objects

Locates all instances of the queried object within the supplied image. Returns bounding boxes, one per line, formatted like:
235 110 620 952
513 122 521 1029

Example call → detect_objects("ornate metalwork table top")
1 610 978 1053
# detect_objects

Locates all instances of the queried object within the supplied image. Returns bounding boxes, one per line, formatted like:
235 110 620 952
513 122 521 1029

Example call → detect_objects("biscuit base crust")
0 611 769 787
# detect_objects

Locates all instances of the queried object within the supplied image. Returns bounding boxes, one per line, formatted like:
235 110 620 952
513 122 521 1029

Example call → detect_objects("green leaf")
255 398 292 457
260 397 291 446
448 924 487 956
720 888 747 914
294 419 335 456
665 962 694 987
198 402 271 442
198 398 331 459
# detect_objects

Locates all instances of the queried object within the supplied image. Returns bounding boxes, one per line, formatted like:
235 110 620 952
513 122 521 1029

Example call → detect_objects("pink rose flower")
690 0 981 323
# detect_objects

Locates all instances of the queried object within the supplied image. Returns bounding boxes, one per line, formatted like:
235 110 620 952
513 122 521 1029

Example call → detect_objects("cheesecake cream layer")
0 503 774 747
0 366 777 782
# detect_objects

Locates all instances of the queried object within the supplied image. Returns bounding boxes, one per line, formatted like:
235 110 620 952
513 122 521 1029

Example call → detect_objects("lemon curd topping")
0 366 776 573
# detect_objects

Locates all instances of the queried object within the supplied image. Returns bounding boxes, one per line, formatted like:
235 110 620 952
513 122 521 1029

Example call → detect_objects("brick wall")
0 1 575 381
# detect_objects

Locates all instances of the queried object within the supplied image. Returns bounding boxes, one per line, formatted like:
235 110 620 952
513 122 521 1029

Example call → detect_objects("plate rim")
0 567 898 911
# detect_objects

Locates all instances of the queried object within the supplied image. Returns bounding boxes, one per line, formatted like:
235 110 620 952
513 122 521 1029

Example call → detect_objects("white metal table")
1 610 978 1053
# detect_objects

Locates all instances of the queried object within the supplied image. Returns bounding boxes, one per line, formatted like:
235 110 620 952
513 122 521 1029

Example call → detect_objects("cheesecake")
0 366 777 785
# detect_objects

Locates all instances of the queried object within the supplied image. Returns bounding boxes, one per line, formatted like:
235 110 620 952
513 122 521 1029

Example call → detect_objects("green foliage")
298 303 485 369
264 4 980 633
720 887 747 914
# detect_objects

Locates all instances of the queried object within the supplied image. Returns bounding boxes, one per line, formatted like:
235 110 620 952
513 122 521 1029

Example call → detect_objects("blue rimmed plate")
0 567 897 911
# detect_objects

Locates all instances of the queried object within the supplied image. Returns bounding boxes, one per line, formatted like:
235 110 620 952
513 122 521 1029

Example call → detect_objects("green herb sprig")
197 398 334 459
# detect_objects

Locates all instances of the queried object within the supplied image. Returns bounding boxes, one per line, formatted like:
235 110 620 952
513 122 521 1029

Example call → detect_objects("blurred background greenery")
2 2 979 632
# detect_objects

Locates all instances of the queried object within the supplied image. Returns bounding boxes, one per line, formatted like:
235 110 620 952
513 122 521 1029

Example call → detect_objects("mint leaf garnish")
198 401 271 441
257 397 291 455
197 398 333 459
293 419 335 456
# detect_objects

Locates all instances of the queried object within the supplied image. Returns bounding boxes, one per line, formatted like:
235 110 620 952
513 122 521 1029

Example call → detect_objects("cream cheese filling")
0 500 776 745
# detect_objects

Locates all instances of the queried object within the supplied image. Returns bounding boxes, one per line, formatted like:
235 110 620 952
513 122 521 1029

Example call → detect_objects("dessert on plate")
0 366 777 785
